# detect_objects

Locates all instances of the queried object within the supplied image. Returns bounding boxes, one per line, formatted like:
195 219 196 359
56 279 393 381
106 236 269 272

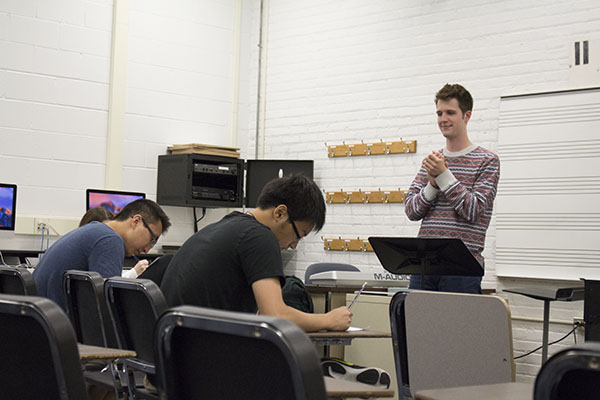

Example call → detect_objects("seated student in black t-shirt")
161 175 352 332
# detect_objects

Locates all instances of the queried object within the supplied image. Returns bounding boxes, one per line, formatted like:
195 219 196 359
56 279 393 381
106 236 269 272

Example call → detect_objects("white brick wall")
0 0 113 233
123 0 240 243
242 0 598 381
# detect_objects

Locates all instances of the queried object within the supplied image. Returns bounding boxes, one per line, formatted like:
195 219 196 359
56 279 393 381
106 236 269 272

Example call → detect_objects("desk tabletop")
414 382 533 400
324 376 394 398
309 329 391 339
307 285 496 295
306 285 389 294
77 343 136 361
504 285 584 302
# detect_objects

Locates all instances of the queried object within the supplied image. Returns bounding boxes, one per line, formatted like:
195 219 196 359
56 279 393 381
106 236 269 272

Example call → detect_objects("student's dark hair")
435 83 473 115
256 175 326 232
113 199 171 233
79 206 112 227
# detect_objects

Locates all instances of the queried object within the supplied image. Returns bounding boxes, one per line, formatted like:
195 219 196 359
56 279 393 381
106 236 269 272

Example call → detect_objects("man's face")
274 219 314 250
124 215 162 256
436 98 471 140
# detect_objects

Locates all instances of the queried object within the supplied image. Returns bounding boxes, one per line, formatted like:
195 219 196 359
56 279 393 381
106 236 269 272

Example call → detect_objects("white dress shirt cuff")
423 182 440 202
435 169 457 191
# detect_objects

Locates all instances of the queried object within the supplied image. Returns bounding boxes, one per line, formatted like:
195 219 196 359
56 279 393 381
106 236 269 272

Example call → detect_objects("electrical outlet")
574 318 585 327
34 218 49 231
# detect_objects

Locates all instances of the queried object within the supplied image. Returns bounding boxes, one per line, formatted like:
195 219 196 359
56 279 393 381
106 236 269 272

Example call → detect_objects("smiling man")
161 175 352 332
33 199 170 310
404 83 500 294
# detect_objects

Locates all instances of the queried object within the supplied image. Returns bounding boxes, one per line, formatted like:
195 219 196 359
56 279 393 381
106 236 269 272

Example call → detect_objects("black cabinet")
157 154 313 209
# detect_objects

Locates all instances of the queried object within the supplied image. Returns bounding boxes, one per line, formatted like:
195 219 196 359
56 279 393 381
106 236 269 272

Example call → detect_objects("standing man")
161 175 353 332
405 83 500 294
33 199 170 310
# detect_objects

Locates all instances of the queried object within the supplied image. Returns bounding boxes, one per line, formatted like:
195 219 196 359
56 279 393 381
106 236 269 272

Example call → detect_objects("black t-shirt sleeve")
237 225 285 287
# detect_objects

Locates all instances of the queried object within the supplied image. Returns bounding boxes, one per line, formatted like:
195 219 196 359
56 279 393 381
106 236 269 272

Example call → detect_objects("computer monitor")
245 160 314 208
86 189 145 217
0 183 17 231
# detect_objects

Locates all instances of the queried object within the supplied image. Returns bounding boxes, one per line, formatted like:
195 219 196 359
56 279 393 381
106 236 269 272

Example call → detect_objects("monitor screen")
0 183 17 231
86 189 146 217
245 160 314 208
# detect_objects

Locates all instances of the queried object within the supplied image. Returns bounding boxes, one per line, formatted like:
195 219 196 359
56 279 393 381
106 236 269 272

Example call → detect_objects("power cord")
192 207 207 233
38 222 60 251
45 222 61 236
40 224 46 251
514 321 583 360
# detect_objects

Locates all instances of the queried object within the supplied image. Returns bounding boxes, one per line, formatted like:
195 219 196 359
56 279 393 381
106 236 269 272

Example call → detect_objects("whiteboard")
497 88 600 280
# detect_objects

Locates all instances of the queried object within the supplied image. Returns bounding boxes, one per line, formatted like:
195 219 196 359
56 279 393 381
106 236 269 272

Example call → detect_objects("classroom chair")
534 342 600 399
104 277 168 400
0 293 88 399
0 265 37 295
154 305 327 400
63 270 125 398
63 270 118 347
389 290 515 399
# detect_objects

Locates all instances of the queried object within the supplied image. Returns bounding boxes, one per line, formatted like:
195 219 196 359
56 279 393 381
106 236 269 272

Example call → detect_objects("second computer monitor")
86 189 146 216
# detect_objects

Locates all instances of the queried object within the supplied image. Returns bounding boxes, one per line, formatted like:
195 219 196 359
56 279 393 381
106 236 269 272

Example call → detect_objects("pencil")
348 281 368 309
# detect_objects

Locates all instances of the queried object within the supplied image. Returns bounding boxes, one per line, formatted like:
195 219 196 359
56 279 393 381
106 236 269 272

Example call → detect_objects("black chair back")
105 277 167 399
0 265 37 295
105 277 167 364
389 291 411 399
155 305 327 400
534 343 600 400
0 293 87 400
63 270 118 348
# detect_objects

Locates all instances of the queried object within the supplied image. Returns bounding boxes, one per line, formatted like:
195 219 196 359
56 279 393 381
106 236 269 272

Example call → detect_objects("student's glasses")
141 217 159 246
288 215 302 241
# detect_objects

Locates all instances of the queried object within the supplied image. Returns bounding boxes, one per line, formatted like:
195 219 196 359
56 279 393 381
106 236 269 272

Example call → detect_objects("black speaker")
584 280 600 342
157 154 244 208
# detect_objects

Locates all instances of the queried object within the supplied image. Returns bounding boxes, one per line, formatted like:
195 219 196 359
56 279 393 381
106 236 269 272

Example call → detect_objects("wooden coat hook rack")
326 139 417 158
324 189 407 204
322 237 374 252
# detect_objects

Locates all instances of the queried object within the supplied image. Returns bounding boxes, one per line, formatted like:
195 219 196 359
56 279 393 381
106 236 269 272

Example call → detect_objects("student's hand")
326 306 353 331
133 259 149 276
423 150 447 177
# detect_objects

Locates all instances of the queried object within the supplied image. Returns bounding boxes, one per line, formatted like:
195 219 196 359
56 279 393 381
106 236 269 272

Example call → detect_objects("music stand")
368 237 483 277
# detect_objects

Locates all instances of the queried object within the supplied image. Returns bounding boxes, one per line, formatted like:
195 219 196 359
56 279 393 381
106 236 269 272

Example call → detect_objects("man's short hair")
114 199 171 233
256 175 326 232
435 83 473 115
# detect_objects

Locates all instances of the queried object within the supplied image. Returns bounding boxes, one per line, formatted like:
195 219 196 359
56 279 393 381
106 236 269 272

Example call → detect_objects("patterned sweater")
405 145 500 263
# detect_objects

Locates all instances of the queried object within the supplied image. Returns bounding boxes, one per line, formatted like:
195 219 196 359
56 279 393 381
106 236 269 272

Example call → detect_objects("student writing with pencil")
80 206 154 278
33 200 170 311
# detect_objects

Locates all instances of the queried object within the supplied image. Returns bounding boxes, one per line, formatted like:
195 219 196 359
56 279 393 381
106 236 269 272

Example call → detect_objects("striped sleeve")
442 153 500 223
405 166 438 221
